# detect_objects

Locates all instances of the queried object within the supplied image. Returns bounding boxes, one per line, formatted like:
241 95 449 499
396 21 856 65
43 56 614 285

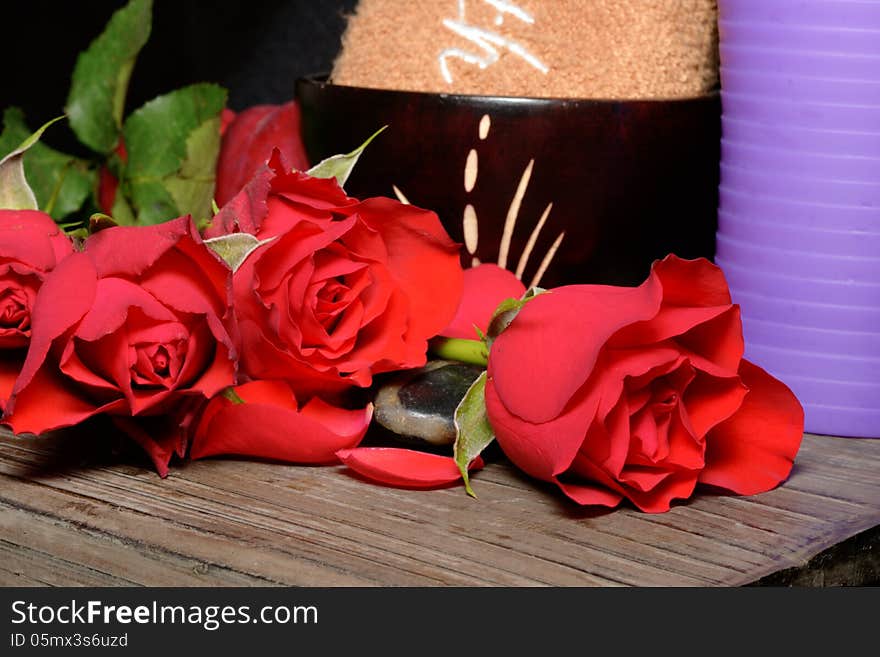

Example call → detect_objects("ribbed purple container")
716 1 880 437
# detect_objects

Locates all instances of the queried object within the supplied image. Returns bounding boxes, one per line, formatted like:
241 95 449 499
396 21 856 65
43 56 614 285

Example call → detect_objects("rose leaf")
163 116 223 226
0 108 95 220
453 371 494 498
0 114 67 212
306 125 387 188
123 83 227 225
65 0 153 154
204 233 275 272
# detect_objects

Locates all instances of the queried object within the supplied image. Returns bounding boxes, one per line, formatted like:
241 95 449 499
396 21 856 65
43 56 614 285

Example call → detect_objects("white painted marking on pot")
392 185 411 205
515 201 552 280
497 158 534 269
529 231 565 289
479 114 491 140
471 256 481 267
463 204 479 254
464 149 479 192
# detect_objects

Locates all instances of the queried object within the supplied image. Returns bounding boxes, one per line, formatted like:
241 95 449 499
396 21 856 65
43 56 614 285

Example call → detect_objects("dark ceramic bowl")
296 76 720 288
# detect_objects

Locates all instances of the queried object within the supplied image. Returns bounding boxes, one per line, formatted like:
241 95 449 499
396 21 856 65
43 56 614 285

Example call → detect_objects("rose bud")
0 210 74 409
485 255 805 513
4 216 236 475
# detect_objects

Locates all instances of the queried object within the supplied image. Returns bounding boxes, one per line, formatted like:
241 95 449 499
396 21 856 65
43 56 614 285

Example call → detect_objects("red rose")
0 210 74 407
189 380 372 464
485 255 804 513
209 155 464 394
214 101 310 207
4 217 236 475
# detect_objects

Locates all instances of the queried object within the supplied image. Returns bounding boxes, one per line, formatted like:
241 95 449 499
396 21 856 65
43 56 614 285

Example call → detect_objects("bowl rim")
296 73 721 106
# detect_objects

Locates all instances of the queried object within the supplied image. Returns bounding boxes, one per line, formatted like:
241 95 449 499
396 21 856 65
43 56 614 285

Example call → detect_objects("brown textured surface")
331 0 719 100
0 428 877 586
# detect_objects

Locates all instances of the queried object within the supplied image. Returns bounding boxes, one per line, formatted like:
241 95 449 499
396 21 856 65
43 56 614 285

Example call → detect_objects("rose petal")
0 210 73 270
441 264 527 340
0 350 24 412
9 253 96 398
651 255 733 307
488 277 663 424
486 375 601 481
354 198 464 345
205 163 273 237
5 362 126 434
85 216 195 279
112 416 183 478
336 447 484 489
699 359 805 495
190 382 371 464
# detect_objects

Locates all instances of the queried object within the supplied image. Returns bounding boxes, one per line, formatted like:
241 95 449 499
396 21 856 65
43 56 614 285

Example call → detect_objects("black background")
2 0 355 154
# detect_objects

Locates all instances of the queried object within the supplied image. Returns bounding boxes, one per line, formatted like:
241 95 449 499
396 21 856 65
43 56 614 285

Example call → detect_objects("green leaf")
204 232 275 272
0 114 66 211
453 372 494 498
0 108 95 220
306 125 387 188
164 116 222 224
110 189 136 226
65 0 153 154
123 83 226 224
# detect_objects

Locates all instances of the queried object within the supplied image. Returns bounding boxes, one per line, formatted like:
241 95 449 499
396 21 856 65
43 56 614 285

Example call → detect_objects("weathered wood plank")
0 429 877 586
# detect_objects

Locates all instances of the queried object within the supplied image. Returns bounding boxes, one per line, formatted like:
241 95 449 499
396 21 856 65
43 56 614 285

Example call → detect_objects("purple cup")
721 140 880 182
719 1 880 28
721 287 880 331
722 116 880 157
720 260 880 307
740 369 880 410
717 212 880 254
719 188 879 231
720 165 880 205
720 46 880 79
799 404 880 438
719 21 880 56
742 316 880 358
720 70 880 105
718 0 880 437
743 342 880 381
715 237 880 282
721 93 880 131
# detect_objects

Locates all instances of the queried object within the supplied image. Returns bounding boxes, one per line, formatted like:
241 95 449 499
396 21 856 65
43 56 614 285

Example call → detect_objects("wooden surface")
0 428 877 587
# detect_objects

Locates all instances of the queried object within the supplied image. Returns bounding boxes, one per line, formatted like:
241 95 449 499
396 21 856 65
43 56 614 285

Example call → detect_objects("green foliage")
123 84 226 224
65 0 153 154
453 372 495 498
0 109 94 219
2 0 228 230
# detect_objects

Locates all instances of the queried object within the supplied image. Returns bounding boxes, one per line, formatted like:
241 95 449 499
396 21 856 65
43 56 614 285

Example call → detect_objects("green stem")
429 337 489 367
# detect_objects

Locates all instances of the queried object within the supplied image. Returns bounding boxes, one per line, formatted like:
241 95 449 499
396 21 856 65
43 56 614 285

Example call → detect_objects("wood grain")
0 429 877 586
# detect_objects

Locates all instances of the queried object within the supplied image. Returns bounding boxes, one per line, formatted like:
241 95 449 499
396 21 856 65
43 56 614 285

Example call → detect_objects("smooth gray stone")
374 360 486 446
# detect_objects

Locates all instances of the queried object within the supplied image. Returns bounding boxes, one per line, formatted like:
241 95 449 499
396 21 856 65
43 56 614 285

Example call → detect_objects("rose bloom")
207 153 464 395
485 255 804 513
0 210 74 408
4 217 236 475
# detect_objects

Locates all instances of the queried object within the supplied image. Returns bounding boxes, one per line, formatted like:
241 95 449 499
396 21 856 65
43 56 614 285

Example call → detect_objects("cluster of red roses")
0 102 805 513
